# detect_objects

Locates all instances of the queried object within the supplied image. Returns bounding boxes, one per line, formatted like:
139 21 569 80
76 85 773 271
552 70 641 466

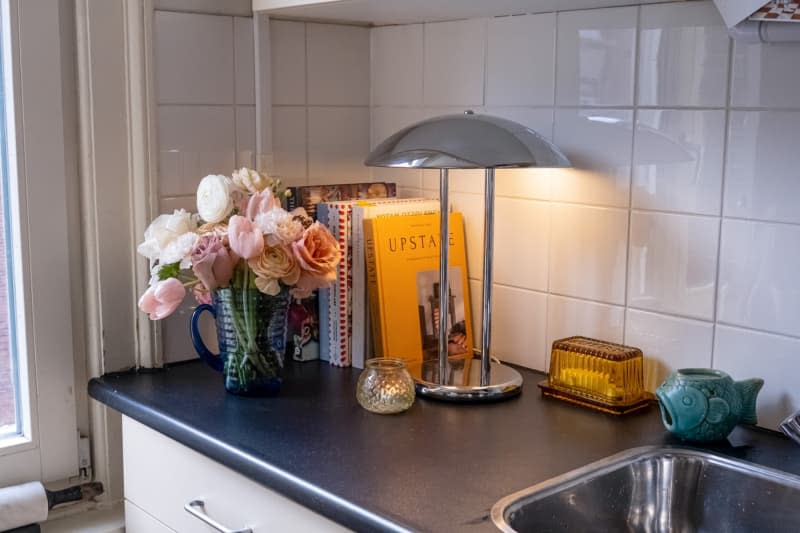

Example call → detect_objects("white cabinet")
125 500 175 533
122 416 350 533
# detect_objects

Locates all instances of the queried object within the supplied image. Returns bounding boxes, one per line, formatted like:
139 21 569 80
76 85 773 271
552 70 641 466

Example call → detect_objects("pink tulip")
192 235 237 291
246 189 278 220
138 278 186 320
228 215 264 260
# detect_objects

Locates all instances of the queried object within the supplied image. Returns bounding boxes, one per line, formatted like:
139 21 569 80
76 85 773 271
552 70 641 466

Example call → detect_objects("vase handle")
191 304 224 373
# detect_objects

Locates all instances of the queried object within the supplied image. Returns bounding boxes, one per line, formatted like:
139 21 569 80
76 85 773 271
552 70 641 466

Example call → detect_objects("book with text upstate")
364 212 473 364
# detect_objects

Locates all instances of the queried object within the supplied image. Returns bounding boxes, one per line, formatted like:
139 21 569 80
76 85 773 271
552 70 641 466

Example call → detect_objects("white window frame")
0 0 79 485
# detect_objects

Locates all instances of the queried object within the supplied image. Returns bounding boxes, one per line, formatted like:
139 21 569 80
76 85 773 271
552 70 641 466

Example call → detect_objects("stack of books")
287 182 474 370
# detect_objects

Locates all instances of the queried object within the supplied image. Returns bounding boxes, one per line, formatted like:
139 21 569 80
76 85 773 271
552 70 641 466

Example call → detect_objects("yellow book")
364 212 473 364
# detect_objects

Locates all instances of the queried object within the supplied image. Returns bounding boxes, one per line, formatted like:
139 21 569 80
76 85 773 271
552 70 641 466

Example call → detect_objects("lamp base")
408 357 523 402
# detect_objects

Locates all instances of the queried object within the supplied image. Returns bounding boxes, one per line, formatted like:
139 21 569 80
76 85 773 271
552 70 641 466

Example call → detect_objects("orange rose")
290 222 340 298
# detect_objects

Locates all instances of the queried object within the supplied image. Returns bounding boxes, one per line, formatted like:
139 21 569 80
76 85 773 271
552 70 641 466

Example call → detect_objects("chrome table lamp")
365 111 571 402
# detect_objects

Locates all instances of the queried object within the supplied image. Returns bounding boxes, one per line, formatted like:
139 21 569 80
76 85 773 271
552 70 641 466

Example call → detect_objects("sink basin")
491 446 800 533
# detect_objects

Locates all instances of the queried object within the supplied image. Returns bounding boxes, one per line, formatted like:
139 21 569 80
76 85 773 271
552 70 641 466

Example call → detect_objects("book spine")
350 205 365 369
331 203 350 366
342 204 353 366
363 218 384 359
328 207 341 365
316 203 330 362
285 187 299 211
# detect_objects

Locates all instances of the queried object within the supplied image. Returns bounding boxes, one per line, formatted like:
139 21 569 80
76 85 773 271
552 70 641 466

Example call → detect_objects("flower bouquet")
137 168 341 395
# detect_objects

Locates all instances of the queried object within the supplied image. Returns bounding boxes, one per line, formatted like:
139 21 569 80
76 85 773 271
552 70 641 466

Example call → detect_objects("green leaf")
157 262 181 280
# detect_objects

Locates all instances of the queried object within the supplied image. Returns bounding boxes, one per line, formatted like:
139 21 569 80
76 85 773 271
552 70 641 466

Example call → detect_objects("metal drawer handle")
184 499 253 533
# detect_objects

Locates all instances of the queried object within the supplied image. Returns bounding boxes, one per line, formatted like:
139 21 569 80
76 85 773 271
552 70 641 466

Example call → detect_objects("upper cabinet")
252 0 674 26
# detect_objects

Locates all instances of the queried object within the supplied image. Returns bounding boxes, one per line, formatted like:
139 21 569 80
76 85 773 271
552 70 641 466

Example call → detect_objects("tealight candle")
356 358 415 414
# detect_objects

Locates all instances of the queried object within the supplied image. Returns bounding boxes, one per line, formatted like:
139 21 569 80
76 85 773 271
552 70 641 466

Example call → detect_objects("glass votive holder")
356 358 415 414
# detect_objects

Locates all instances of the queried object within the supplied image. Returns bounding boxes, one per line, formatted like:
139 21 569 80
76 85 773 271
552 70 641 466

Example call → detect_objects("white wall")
364 0 800 430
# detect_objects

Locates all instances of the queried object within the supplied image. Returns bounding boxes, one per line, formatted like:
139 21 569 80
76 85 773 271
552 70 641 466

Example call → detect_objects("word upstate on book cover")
365 212 473 364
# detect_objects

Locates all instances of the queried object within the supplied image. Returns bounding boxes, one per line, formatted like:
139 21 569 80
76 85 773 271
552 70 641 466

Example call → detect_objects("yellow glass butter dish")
538 336 654 415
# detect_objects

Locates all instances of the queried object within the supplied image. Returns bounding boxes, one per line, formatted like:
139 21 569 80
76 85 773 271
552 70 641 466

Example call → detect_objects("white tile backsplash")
624 309 713 392
724 111 800 224
717 219 800 338
154 11 234 105
234 17 255 106
371 24 424 106
491 286 548 371
638 1 729 107
270 20 306 105
371 106 424 149
731 40 800 108
271 106 307 183
714 325 800 430
486 14 556 106
158 105 236 196
552 109 633 208
307 24 370 106
235 106 256 169
423 19 486 106
493 198 549 292
546 295 625 370
555 7 637 106
483 107 554 141
628 211 719 320
632 109 725 215
549 204 628 304
308 106 371 183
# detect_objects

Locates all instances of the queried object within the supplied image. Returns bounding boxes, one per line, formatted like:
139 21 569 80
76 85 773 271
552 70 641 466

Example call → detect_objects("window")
0 0 26 449
0 32 17 437
0 0 79 485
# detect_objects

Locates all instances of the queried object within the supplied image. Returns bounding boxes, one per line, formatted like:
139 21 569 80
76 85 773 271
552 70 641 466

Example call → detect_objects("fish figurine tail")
735 378 764 425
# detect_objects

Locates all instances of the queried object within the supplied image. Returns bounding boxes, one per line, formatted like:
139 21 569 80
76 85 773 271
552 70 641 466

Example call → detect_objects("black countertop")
88 360 800 532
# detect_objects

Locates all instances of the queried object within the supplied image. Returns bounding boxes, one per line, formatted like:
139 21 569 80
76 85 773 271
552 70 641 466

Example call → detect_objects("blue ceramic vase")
656 368 763 442
191 287 291 396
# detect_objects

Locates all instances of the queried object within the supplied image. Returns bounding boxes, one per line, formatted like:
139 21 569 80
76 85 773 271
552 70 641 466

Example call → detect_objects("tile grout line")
543 10 560 369
622 5 642 345
230 16 239 168
303 22 310 185
710 33 736 369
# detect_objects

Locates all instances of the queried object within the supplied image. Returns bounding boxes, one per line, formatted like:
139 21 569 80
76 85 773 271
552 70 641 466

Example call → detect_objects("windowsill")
41 501 124 533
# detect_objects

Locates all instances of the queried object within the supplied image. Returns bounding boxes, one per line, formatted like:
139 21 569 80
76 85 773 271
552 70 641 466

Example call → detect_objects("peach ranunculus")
228 215 264 260
291 221 341 298
138 278 186 319
191 235 237 292
248 244 301 296
197 221 228 239
254 207 305 247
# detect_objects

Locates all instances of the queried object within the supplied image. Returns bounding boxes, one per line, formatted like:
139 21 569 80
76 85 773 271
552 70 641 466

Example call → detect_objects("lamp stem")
438 168 449 385
481 168 495 387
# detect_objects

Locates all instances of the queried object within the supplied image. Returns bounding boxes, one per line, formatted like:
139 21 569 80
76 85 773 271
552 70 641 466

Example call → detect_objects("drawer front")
123 416 350 533
125 499 176 533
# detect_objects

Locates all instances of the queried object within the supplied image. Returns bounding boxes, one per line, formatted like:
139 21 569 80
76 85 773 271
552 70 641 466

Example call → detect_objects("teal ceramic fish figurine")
656 369 764 442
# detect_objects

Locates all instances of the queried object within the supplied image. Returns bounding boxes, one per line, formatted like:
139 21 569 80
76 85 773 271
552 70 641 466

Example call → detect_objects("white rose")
160 231 199 267
197 175 234 224
137 209 198 261
232 167 271 194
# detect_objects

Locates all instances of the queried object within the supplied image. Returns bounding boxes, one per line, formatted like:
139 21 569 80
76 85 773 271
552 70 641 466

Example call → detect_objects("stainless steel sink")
491 446 800 533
